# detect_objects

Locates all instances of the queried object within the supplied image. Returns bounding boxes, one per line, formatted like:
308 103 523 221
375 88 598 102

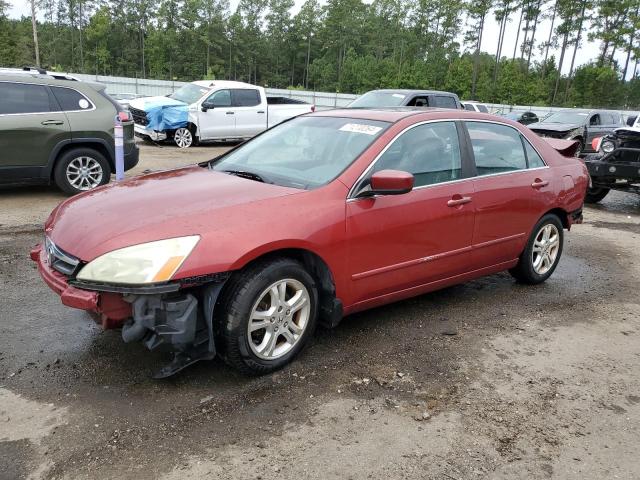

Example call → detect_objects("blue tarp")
140 96 189 131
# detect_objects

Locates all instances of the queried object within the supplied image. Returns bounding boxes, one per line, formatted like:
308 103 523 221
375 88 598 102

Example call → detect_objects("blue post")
114 115 124 181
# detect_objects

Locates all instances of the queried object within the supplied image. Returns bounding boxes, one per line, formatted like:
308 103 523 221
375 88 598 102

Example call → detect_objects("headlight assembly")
601 139 616 153
76 236 200 285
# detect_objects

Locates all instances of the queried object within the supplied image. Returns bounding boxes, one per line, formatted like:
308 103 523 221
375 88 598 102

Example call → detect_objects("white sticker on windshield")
339 123 383 135
392 94 405 98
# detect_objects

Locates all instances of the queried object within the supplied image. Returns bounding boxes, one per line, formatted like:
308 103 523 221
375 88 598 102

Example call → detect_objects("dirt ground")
1 143 639 480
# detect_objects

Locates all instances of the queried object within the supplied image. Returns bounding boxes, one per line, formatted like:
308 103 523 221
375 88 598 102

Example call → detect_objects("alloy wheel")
174 128 193 148
66 156 104 191
247 278 311 360
531 223 560 275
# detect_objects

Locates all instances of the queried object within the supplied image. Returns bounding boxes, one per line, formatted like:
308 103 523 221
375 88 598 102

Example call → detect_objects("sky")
7 0 620 77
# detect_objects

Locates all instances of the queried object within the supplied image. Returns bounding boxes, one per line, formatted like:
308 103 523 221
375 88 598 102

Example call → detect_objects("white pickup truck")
129 80 315 148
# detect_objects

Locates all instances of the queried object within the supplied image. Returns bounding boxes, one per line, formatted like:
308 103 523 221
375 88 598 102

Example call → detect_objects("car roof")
366 89 458 96
191 80 259 89
310 107 512 124
0 70 101 91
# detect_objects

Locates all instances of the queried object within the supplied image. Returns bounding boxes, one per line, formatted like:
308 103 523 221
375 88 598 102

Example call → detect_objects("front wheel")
510 214 564 285
173 127 194 148
585 186 610 203
217 258 318 375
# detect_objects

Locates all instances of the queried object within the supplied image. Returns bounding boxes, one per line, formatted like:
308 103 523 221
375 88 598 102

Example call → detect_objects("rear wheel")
217 258 318 375
510 214 564 285
54 148 111 195
585 186 610 203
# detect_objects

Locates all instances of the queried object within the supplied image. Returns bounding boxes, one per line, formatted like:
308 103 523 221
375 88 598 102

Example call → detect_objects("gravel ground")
1 143 639 480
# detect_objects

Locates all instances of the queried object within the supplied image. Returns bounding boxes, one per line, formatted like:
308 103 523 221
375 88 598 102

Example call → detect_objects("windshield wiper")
223 170 269 183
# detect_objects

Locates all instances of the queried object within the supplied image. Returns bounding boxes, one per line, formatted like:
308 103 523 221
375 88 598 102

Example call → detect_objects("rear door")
465 121 550 268
198 89 236 140
231 88 266 138
0 81 70 181
346 121 475 303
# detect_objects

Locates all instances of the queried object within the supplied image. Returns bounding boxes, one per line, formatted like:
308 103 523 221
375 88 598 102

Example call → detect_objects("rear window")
431 96 458 109
0 82 56 114
232 89 261 107
51 87 93 111
348 91 408 108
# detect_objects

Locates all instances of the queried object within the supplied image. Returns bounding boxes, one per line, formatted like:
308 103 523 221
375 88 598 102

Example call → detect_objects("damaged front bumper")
134 124 167 141
31 243 230 377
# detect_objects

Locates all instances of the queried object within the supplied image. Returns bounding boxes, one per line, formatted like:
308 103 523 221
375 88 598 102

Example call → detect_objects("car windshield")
349 92 407 108
543 112 588 124
210 116 389 189
169 84 210 104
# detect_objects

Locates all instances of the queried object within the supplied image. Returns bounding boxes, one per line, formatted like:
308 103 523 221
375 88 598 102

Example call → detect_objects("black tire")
585 186 610 203
509 214 564 285
572 138 584 157
53 148 111 195
216 258 318 375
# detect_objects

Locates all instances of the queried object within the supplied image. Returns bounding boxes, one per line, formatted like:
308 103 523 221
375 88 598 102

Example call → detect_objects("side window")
589 114 601 126
0 82 55 114
463 103 475 111
407 96 429 107
51 87 93 111
522 137 546 168
232 89 261 107
431 96 457 109
207 89 231 107
371 121 462 188
477 104 489 113
467 121 527 175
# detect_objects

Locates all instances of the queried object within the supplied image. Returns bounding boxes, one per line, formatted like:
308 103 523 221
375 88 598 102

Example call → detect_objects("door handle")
447 195 472 207
257 110 265 114
226 111 235 115
531 178 549 188
41 120 64 125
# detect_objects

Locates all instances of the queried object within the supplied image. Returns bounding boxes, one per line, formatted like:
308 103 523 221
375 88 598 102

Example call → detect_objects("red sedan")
32 109 588 377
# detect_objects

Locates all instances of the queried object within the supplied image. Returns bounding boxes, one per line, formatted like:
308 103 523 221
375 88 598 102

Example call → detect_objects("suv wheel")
217 258 318 375
54 148 111 195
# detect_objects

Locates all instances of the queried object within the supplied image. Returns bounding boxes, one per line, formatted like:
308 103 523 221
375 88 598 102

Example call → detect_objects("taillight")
118 110 132 122
311 105 316 112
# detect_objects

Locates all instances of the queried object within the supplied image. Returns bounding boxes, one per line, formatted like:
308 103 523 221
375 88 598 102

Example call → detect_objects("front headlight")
76 236 200 285
601 139 616 153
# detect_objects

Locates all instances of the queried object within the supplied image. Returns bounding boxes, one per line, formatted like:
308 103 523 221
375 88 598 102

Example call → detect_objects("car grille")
129 107 148 126
45 237 80 277
532 129 567 139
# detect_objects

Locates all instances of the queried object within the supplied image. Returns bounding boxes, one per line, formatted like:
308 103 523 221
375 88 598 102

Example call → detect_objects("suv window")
207 89 232 107
232 89 261 107
0 82 56 114
406 96 429 107
432 96 458 109
51 86 93 111
467 121 527 175
371 121 462 187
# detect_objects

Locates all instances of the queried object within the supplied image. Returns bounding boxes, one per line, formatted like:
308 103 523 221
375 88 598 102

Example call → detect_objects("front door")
0 81 70 181
198 89 236 140
346 121 475 304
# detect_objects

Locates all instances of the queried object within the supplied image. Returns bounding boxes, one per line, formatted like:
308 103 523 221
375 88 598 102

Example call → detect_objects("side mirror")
201 102 214 112
365 170 414 196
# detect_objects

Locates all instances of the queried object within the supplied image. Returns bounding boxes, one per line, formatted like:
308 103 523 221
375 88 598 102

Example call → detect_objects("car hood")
529 122 581 133
46 166 302 261
128 96 186 111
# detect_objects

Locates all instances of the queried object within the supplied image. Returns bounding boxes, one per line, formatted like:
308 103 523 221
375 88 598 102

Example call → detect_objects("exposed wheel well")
51 143 113 180
231 248 339 325
170 122 199 139
544 208 569 229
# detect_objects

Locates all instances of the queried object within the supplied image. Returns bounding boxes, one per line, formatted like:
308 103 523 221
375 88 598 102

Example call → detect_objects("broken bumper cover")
134 123 167 141
31 243 132 329
584 152 640 180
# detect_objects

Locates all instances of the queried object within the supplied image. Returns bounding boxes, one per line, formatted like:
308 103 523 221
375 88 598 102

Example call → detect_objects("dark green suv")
0 68 138 194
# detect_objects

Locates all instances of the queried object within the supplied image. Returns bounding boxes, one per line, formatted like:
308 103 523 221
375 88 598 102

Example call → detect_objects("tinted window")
406 96 429 107
463 103 475 111
232 89 261 107
477 104 489 113
522 137 546 168
51 87 93 111
467 122 527 175
0 82 54 114
589 114 601 126
372 121 462 187
432 96 458 109
207 89 231 107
